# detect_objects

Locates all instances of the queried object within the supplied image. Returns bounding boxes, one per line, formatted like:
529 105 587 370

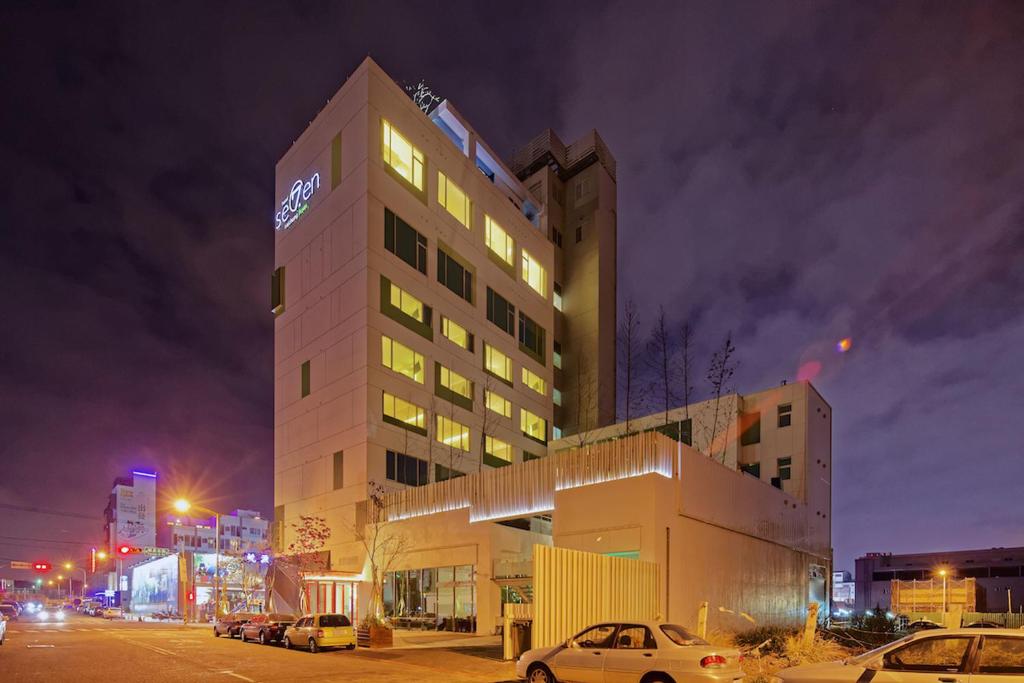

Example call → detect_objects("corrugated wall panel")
532 544 659 649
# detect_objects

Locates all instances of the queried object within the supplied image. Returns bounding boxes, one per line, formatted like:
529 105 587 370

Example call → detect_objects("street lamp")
64 563 88 600
174 499 223 623
938 569 949 614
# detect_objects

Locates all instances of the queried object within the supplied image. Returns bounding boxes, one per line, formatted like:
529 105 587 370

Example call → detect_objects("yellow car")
283 613 357 653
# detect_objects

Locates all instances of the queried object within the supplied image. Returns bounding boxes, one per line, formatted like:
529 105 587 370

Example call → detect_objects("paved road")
0 614 517 682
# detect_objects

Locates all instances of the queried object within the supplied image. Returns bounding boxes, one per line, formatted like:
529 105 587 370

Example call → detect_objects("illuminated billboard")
130 554 179 614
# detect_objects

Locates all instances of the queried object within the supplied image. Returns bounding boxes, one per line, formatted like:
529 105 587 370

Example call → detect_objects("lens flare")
836 337 852 353
797 360 822 382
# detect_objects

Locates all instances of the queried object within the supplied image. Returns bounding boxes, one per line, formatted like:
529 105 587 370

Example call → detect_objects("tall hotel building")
273 58 831 633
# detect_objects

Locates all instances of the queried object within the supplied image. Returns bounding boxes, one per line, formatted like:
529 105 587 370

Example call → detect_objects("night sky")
1 2 1022 580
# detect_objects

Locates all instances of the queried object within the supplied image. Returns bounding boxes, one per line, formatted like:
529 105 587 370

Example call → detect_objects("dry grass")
733 631 854 683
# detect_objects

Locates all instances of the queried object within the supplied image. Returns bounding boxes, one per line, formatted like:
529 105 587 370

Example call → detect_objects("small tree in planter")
353 481 410 646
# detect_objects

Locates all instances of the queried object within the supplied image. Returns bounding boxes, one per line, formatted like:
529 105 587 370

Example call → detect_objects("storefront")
193 552 267 620
383 564 476 631
301 575 358 623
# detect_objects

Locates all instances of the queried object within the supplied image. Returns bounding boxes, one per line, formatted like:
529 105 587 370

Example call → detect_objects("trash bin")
511 619 532 659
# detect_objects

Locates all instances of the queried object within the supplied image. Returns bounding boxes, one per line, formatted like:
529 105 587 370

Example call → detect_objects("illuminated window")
553 426 563 439
390 283 426 323
381 336 424 383
381 119 424 191
521 250 547 298
382 392 426 432
485 215 514 266
521 409 547 444
553 341 562 369
438 172 471 228
484 343 512 383
485 390 512 418
485 436 513 463
522 367 546 396
441 316 473 351
553 282 563 311
553 388 562 406
436 415 470 452
438 365 473 401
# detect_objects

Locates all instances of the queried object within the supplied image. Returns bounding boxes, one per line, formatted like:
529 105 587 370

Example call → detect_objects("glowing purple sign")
274 172 320 231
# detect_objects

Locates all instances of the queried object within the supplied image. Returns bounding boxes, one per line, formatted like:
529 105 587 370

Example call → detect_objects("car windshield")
847 635 915 665
319 614 351 627
268 613 296 622
660 624 709 646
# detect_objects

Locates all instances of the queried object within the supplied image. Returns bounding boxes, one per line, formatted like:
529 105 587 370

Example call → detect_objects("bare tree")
477 374 495 471
571 353 598 449
617 297 643 433
678 322 695 420
646 305 677 425
355 482 412 624
703 332 738 462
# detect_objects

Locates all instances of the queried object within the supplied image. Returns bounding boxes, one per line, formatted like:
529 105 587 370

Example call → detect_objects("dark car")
214 612 258 638
964 620 1002 628
906 619 943 631
0 605 18 622
239 613 298 645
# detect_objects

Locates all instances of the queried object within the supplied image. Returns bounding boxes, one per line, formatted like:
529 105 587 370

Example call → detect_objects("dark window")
778 456 792 480
778 403 792 428
654 419 692 446
740 412 761 445
882 637 972 673
991 566 1022 578
551 228 563 248
486 287 515 335
301 360 311 398
435 463 465 482
271 266 285 315
386 450 428 487
437 248 473 303
575 225 583 242
740 463 760 479
384 208 427 274
977 637 1024 674
872 571 894 581
518 312 546 363
333 451 344 490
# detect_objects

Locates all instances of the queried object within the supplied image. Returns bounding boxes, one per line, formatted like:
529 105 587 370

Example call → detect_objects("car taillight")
700 655 728 668
317 629 324 638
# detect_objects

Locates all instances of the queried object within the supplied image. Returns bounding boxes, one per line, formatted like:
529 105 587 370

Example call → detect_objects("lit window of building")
553 341 562 369
484 390 512 418
553 387 562 406
390 283 426 323
381 119 424 191
441 316 473 351
484 343 512 383
521 250 547 298
381 335 424 383
522 367 546 396
521 409 547 443
438 365 473 401
438 171 471 228
383 392 426 431
485 436 513 463
485 215 514 266
553 282 563 311
436 415 470 451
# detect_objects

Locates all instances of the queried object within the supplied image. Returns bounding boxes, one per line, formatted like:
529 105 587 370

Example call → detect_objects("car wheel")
214 627 220 637
345 643 355 650
309 638 319 654
240 630 247 643
527 664 555 683
259 631 267 645
284 637 293 650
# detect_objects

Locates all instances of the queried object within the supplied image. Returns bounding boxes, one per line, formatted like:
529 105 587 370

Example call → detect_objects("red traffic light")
33 561 52 573
187 591 195 601
117 545 133 556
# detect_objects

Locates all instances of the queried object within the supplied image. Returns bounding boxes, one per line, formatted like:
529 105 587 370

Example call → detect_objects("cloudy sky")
1 1 1021 577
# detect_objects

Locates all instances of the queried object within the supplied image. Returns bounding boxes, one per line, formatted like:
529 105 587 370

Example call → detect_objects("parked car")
214 612 258 638
101 607 123 619
771 627 1024 681
240 613 298 645
516 621 743 683
282 614 357 653
905 618 943 631
1 611 7 645
0 605 18 622
965 620 1002 628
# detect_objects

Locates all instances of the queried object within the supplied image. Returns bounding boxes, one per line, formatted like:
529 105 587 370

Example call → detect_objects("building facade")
272 57 831 633
855 547 1024 614
160 509 270 555
102 471 157 593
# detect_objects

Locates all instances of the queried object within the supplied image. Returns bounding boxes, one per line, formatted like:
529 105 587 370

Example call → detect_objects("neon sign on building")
274 171 321 231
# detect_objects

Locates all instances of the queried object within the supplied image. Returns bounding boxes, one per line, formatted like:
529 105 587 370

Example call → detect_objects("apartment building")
159 509 270 555
272 57 831 633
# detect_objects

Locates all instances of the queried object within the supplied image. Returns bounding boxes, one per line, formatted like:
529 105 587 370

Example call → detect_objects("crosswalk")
14 626 185 633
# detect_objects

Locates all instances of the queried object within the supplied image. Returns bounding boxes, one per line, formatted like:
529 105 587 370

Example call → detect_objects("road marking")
27 644 55 648
216 672 256 683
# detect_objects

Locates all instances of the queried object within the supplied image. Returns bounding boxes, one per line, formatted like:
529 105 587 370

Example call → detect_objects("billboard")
115 473 156 549
130 554 179 615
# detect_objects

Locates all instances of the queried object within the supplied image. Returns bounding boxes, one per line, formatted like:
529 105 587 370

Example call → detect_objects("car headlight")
55 611 65 620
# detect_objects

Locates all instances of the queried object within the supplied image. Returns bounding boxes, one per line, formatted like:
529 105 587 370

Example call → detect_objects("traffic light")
117 545 133 557
187 590 194 602
32 561 51 573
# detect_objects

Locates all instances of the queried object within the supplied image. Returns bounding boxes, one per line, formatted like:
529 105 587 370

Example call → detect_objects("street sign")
10 561 32 570
140 546 171 557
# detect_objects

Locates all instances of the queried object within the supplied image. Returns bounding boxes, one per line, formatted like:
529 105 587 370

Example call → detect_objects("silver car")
515 620 744 683
772 627 1024 682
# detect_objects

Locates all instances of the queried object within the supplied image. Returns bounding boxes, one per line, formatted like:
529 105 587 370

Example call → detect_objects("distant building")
855 547 1024 613
159 509 270 555
102 471 157 593
832 570 855 612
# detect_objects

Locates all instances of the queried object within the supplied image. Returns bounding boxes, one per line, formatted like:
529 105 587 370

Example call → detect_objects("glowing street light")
172 498 224 621
937 568 949 614
173 498 192 513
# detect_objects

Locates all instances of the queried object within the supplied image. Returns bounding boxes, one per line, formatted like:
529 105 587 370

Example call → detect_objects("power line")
0 502 101 521
0 535 100 548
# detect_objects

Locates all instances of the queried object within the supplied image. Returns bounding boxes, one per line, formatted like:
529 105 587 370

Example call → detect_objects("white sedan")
772 627 1024 682
516 620 744 683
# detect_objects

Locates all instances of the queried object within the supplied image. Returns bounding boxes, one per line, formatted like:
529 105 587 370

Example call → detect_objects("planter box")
357 624 393 648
